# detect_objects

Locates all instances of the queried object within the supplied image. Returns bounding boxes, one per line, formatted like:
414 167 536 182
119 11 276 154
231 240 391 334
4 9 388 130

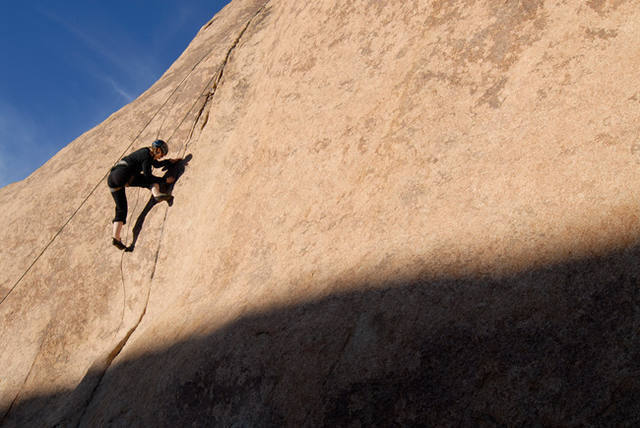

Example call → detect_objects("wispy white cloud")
0 101 40 187
35 6 157 100
99 75 135 103
37 7 133 73
0 152 7 188
0 102 37 147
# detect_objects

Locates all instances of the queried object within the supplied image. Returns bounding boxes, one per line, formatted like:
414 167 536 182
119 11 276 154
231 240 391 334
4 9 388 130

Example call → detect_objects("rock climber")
107 139 179 250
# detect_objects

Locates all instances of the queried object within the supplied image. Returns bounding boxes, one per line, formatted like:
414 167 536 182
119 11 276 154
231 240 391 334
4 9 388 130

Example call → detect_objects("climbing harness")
0 42 221 307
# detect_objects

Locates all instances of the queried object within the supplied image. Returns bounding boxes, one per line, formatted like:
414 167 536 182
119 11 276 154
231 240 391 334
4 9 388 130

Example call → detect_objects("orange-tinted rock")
2 0 640 425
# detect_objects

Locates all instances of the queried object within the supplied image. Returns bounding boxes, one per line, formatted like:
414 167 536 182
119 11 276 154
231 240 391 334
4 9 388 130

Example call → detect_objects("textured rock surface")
2 0 640 426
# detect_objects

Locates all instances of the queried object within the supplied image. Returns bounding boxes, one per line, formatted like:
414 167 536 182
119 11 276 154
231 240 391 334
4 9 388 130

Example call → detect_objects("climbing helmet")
152 139 169 156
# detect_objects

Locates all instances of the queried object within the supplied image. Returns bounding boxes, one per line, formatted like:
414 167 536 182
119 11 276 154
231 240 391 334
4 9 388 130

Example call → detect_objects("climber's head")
151 139 168 159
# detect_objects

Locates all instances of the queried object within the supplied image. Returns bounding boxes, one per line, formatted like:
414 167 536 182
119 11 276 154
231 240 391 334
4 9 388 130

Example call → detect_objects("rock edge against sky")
2 0 640 425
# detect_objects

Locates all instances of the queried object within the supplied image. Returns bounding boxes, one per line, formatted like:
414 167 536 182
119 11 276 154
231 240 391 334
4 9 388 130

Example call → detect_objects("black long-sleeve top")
121 148 171 186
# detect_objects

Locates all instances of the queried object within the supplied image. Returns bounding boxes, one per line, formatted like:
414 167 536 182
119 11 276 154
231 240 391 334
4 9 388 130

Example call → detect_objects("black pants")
108 167 156 224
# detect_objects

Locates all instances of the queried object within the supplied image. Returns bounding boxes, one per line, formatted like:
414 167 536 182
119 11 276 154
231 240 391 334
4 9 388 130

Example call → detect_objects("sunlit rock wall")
2 0 640 426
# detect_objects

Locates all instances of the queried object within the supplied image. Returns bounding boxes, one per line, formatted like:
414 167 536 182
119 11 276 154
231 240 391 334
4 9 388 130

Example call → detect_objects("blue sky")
0 1 231 188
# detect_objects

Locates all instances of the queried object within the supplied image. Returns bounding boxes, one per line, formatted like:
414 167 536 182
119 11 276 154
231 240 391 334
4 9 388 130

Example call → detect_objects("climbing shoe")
112 238 126 250
154 193 174 206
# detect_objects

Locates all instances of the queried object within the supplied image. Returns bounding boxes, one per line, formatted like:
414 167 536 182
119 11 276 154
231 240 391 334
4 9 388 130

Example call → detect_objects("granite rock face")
2 0 640 426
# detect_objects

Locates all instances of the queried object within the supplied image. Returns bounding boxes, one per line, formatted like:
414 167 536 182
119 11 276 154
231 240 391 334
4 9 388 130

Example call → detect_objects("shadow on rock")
3 242 640 427
128 154 193 252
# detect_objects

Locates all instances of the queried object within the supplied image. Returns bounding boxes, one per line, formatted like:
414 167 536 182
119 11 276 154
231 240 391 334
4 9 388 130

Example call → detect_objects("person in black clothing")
107 139 178 249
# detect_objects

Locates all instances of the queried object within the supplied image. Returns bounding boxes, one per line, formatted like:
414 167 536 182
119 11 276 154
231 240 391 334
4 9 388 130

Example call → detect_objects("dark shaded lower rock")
9 244 631 427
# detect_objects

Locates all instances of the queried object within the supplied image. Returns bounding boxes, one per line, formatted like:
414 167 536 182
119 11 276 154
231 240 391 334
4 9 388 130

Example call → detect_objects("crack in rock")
76 3 271 425
0 322 51 425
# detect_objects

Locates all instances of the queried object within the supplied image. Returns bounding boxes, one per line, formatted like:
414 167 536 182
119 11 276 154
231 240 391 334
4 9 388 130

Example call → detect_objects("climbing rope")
0 45 222 308
113 3 266 329
0 7 271 426
115 46 229 328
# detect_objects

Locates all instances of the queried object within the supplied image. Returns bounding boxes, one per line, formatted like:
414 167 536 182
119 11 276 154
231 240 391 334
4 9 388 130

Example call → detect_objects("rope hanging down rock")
77 4 271 425
0 37 224 307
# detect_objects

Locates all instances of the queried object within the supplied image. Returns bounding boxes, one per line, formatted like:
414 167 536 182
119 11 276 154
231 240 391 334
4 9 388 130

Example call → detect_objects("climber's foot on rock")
112 238 126 250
